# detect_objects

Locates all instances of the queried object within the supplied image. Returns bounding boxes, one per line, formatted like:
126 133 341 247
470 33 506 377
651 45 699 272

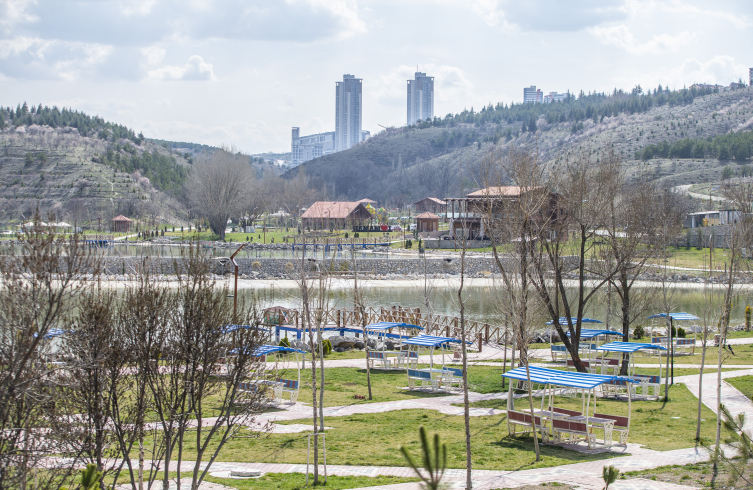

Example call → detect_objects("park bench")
594 357 621 375
506 410 549 442
404 351 419 368
594 412 630 447
440 367 463 390
601 377 631 398
236 380 276 402
674 338 695 355
278 379 299 403
566 359 592 371
551 418 595 449
550 345 568 362
407 369 437 391
548 406 581 417
367 351 392 369
632 374 661 398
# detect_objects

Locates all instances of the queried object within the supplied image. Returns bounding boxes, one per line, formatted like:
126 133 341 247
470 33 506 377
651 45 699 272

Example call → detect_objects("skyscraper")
407 72 434 125
335 74 363 152
750 68 752 87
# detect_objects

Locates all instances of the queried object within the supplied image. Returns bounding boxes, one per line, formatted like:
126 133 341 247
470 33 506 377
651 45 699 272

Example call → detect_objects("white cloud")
119 0 158 16
146 55 215 81
0 0 38 35
141 45 165 65
590 25 695 54
371 64 475 117
661 0 751 29
467 0 626 32
0 35 112 80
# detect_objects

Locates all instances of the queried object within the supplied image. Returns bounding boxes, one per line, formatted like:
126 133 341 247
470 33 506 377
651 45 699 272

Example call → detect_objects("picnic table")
384 350 408 368
564 415 615 447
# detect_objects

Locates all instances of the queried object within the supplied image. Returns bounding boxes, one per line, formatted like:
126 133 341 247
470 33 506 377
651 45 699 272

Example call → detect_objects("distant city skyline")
0 1 750 153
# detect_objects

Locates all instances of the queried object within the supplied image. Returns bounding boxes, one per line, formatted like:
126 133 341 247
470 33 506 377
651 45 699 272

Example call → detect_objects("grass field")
726 375 753 401
174 408 619 471
103 472 416 490
467 383 716 452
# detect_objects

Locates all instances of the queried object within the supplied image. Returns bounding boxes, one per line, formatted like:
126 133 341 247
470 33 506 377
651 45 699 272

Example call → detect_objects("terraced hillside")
0 124 190 224
289 87 753 204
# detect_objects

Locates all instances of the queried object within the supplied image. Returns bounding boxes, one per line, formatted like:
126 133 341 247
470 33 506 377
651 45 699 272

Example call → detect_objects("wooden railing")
264 305 511 349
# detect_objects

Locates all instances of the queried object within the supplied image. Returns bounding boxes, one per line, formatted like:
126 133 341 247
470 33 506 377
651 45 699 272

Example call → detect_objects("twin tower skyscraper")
291 72 434 166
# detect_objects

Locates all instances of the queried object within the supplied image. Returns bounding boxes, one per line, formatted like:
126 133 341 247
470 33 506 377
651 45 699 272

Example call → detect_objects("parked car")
391 225 402 232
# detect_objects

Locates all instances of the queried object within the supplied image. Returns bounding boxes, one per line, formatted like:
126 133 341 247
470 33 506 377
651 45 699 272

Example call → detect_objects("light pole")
230 243 247 322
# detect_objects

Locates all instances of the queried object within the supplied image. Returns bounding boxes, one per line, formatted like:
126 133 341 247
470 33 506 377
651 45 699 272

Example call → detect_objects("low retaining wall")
99 256 503 278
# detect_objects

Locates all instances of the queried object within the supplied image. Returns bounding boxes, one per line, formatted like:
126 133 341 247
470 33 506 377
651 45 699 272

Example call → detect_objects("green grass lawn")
615 342 753 366
726 375 753 401
174 408 618 471
467 383 716 451
104 471 416 490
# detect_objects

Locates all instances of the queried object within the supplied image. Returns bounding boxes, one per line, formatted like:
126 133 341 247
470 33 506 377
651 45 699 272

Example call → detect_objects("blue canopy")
647 312 700 321
220 324 271 334
231 345 305 356
402 334 469 347
34 328 67 339
596 341 667 353
565 329 626 339
546 317 603 325
365 322 423 331
501 365 638 389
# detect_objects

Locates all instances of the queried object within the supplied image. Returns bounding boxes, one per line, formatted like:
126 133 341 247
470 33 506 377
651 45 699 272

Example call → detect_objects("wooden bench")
441 367 463 390
594 413 629 447
551 418 595 449
507 410 549 442
368 351 392 369
632 374 661 398
278 379 299 403
407 369 437 391
675 338 695 355
236 380 276 402
548 406 581 417
550 345 568 362
595 357 621 375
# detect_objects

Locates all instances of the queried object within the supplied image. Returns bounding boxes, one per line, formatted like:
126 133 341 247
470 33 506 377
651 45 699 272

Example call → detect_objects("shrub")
285 262 295 272
633 325 645 340
322 339 332 356
344 232 349 238
279 337 291 348
405 239 413 248
340 261 349 271
252 261 261 270
671 325 677 337
354 232 360 238
677 326 686 338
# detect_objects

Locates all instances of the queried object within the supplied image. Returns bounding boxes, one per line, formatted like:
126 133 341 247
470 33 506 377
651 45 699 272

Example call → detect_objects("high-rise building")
291 127 335 166
407 72 434 125
750 68 752 87
523 86 543 104
335 74 364 152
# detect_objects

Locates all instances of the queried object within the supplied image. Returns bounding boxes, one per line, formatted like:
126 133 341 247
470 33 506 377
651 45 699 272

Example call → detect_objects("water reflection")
240 284 752 328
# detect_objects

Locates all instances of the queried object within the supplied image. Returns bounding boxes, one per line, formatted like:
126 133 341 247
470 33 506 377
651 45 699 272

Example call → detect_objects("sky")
0 0 751 154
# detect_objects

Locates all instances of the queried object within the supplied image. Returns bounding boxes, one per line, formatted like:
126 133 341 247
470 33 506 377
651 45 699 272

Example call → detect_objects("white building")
291 128 335 166
407 72 434 125
335 74 364 152
543 91 569 103
523 86 542 104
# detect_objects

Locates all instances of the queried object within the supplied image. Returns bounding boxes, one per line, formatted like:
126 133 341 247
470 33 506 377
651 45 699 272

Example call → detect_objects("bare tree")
186 146 256 240
479 146 551 462
526 149 622 371
0 218 100 490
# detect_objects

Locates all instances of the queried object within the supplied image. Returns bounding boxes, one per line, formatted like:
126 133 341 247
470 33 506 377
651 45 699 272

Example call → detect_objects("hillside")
287 86 753 205
0 105 192 225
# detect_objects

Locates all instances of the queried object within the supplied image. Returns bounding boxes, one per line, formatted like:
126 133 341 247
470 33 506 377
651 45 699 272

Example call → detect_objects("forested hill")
287 85 753 206
0 104 193 223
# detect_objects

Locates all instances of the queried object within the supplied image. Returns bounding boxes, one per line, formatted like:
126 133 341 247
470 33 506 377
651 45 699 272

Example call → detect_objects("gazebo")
415 212 440 232
111 215 133 233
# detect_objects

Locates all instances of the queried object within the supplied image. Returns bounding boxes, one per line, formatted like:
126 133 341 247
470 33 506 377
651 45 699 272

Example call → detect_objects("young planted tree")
294 244 335 485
